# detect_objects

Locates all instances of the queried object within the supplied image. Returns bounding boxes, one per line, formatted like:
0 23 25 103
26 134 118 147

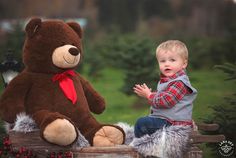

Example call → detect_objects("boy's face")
157 50 187 77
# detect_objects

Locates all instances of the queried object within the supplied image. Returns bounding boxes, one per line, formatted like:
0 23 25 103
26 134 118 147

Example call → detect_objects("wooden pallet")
8 122 225 158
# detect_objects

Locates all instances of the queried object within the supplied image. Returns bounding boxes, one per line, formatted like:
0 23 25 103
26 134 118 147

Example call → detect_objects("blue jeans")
134 116 171 138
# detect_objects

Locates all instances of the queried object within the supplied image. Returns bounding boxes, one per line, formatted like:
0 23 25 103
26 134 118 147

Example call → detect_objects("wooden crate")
9 131 142 158
8 122 225 158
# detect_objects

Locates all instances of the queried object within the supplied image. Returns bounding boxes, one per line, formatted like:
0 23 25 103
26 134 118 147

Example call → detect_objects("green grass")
83 68 147 125
189 69 235 122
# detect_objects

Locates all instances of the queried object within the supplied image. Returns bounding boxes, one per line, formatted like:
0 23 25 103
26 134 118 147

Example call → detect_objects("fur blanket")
116 122 191 158
7 113 192 158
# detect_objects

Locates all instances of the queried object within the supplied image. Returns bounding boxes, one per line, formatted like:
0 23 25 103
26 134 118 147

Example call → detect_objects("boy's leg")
134 116 171 138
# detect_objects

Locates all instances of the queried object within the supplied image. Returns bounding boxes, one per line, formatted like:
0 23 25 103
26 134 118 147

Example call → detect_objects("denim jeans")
134 116 171 138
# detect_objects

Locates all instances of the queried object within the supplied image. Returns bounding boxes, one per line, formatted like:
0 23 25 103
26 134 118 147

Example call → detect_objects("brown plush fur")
0 18 125 146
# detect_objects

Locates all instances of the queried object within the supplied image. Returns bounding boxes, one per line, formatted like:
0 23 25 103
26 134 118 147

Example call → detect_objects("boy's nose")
165 62 170 66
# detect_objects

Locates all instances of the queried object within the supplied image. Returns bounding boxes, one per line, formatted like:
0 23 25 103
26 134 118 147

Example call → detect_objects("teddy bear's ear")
25 18 42 38
67 22 83 38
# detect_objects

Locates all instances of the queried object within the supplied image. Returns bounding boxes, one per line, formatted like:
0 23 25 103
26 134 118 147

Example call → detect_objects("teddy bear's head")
23 18 83 74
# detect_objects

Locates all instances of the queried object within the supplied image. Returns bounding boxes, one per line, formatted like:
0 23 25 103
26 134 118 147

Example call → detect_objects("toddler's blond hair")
156 40 188 61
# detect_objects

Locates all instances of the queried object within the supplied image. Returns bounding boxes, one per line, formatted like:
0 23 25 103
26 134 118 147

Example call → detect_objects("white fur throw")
116 122 192 158
8 114 191 157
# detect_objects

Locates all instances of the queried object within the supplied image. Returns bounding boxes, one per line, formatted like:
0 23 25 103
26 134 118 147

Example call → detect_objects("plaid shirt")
149 70 191 109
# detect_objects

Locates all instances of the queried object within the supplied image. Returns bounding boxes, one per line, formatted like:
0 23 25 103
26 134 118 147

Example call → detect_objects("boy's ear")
183 59 188 69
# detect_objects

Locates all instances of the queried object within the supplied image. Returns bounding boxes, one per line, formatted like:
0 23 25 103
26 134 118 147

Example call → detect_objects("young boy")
133 40 197 138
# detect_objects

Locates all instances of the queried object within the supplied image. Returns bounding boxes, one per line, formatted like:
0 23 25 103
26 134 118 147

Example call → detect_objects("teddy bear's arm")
78 75 105 114
0 73 30 123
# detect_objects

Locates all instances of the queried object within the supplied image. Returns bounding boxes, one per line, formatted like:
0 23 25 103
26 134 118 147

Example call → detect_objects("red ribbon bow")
52 70 77 104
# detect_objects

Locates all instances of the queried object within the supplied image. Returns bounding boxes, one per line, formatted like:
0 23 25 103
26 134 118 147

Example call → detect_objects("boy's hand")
133 83 152 99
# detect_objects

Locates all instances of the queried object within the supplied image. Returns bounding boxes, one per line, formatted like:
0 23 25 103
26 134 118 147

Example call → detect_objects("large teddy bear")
0 18 125 147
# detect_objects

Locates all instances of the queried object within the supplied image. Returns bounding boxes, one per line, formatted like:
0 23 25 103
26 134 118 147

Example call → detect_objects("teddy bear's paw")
93 126 124 147
43 119 77 146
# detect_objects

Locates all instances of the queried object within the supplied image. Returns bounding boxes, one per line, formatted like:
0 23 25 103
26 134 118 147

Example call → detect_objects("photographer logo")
218 140 235 157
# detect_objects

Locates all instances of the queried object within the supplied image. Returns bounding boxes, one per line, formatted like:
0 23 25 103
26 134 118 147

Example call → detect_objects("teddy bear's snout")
69 48 79 56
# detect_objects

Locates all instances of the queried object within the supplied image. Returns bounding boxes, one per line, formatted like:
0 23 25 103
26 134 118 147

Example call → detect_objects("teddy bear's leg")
43 118 77 146
32 110 78 146
93 125 125 147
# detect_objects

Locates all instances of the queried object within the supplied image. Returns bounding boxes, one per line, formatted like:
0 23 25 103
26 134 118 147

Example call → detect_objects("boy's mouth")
164 68 171 72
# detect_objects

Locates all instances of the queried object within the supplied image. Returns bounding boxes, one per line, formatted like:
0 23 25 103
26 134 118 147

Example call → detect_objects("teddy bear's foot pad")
93 126 124 146
43 119 77 146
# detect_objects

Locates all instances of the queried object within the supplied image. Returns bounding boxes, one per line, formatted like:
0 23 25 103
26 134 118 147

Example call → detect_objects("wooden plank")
195 123 220 131
72 146 142 158
190 134 225 144
19 146 142 158
19 146 201 158
75 146 137 153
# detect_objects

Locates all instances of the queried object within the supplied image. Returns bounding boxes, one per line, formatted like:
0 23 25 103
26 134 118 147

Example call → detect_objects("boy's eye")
160 60 165 63
170 59 176 62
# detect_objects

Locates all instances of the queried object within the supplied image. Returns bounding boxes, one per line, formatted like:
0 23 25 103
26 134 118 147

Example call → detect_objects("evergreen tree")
212 63 236 142
86 33 159 105
204 62 236 157
118 36 158 95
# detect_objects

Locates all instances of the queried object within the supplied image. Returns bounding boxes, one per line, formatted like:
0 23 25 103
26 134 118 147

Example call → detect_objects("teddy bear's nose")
69 48 79 56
